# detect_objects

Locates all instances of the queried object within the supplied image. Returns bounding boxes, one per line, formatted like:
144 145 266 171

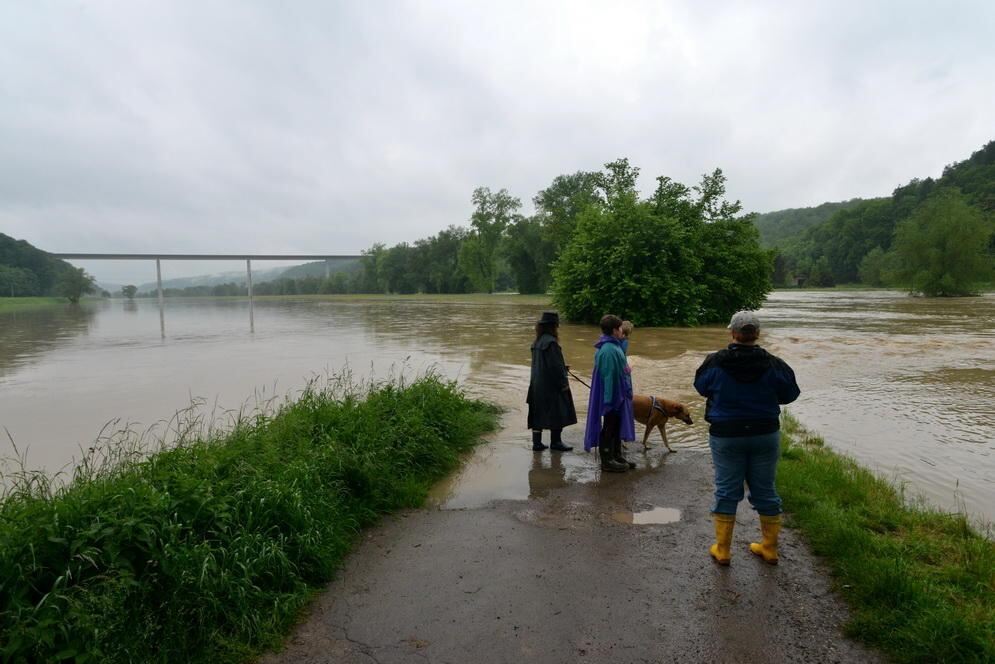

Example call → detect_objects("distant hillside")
753 199 874 248
776 139 995 286
136 265 287 291
279 258 361 279
0 233 75 296
134 258 358 291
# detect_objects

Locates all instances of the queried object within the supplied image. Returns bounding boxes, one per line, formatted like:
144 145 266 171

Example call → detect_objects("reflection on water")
612 507 682 525
0 303 99 378
0 292 992 526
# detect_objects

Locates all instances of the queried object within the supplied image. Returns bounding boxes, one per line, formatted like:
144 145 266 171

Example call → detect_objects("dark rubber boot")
549 428 572 452
600 444 628 473
532 430 548 452
614 438 635 469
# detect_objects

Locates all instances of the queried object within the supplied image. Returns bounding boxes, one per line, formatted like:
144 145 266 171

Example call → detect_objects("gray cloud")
2 1 993 282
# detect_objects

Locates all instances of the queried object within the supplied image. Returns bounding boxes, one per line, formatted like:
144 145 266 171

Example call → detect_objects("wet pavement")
261 450 881 664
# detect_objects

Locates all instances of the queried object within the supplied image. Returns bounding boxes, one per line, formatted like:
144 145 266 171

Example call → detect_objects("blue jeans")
709 432 782 516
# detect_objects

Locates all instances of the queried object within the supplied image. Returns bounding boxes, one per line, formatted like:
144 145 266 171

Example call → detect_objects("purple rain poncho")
583 335 636 451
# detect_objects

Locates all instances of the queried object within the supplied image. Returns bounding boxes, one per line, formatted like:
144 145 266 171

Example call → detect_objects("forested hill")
0 233 74 296
769 140 995 288
753 198 874 247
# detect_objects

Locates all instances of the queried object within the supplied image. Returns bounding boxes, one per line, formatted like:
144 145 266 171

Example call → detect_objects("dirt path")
261 450 880 664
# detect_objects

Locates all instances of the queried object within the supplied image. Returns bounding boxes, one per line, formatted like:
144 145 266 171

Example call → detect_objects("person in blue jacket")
694 310 800 566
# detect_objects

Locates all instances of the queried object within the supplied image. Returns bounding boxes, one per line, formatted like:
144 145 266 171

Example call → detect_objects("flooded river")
1 292 992 525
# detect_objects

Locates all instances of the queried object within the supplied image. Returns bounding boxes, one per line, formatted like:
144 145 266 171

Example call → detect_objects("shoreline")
778 414 994 662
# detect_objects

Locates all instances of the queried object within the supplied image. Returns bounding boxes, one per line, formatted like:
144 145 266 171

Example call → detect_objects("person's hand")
565 364 571 371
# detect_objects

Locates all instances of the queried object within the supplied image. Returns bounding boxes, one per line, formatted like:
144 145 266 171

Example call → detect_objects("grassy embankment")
778 415 994 663
0 374 499 663
0 296 67 312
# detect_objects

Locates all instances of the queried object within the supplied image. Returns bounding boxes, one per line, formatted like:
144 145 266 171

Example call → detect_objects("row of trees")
771 141 995 295
353 180 584 297
349 160 772 325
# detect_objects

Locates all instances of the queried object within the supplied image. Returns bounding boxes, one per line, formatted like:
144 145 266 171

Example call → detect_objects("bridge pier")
156 258 163 307
246 258 254 332
156 258 165 338
49 253 360 337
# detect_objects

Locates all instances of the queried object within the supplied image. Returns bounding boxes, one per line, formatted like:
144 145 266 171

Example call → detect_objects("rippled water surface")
1 292 992 524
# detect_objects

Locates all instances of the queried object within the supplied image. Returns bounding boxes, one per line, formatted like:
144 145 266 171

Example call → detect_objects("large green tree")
459 187 521 293
354 243 387 293
417 226 470 294
378 243 420 294
890 188 993 296
502 216 551 294
533 171 602 254
56 267 96 303
552 160 770 325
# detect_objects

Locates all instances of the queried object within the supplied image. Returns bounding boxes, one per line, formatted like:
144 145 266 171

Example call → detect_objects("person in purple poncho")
584 314 636 473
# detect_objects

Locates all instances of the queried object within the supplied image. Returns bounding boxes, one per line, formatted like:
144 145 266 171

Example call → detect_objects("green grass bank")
779 415 995 663
0 375 499 663
0 296 67 312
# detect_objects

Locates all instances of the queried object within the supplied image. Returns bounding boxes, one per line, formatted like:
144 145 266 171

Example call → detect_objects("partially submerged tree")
552 160 771 325
56 267 96 304
890 188 993 296
122 284 138 299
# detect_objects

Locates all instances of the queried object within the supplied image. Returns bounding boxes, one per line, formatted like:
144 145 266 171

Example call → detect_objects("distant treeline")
7 141 993 304
138 274 356 298
758 141 995 294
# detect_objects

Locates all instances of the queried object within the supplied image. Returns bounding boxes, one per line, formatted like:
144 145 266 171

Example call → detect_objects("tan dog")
631 394 694 452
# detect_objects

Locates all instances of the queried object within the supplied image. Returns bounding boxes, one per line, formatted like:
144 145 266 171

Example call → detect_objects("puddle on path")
612 507 682 525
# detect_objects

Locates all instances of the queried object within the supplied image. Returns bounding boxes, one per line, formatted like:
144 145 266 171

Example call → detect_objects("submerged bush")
552 159 772 326
0 374 499 663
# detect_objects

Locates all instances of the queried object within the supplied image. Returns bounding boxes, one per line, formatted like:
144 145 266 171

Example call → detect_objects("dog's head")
665 400 694 425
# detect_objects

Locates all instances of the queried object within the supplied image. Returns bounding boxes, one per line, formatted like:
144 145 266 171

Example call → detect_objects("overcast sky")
2 1 994 283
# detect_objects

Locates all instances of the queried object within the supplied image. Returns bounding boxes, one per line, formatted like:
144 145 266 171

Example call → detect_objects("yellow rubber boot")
749 514 782 565
709 513 736 566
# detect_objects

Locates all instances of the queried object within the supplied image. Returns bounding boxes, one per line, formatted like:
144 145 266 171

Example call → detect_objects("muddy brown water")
1 292 992 527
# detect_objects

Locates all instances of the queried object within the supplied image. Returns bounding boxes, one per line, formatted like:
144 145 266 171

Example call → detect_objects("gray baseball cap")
727 310 760 332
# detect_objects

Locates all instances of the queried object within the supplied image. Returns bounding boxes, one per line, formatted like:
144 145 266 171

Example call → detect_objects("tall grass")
778 415 995 663
0 373 499 663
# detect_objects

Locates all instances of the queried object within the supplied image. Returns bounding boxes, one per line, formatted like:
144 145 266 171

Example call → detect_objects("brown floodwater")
1 292 992 526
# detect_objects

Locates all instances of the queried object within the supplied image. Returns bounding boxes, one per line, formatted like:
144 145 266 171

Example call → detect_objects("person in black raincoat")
527 311 577 452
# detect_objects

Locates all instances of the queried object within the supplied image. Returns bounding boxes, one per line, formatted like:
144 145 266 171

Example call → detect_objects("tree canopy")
552 160 772 326
890 188 993 296
56 267 97 303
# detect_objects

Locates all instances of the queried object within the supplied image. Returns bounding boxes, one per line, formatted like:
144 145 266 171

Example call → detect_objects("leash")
568 369 591 389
